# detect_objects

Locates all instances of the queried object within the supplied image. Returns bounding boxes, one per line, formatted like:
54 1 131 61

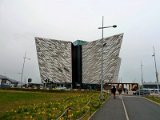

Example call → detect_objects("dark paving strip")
90 96 126 120
123 96 160 120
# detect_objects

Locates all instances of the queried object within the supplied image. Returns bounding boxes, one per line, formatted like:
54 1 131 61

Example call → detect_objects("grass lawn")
145 95 160 104
0 89 107 120
0 90 68 113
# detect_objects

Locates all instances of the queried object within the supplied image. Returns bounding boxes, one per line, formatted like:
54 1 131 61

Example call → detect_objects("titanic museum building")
35 33 123 89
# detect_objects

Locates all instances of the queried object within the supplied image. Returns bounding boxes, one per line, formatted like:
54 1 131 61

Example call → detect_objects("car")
56 86 67 90
0 83 11 88
133 89 150 95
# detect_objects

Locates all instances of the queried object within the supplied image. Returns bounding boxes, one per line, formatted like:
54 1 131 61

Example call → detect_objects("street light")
98 16 117 100
152 47 159 94
21 52 30 88
141 62 144 90
98 25 117 29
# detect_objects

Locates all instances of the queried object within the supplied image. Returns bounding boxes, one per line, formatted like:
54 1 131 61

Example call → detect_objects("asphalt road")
90 96 126 120
90 95 160 120
123 96 160 120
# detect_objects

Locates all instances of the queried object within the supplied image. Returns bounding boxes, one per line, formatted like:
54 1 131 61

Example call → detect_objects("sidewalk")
89 95 126 120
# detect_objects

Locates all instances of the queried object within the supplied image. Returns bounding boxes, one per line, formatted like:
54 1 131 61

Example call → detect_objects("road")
123 96 160 120
90 95 160 120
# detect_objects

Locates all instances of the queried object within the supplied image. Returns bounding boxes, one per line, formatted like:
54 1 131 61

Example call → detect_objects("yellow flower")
42 111 45 114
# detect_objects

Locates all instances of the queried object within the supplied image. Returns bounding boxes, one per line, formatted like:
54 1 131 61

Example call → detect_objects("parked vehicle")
0 83 11 88
133 89 150 95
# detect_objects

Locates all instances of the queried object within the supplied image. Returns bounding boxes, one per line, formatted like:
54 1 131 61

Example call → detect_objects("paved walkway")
90 95 126 120
123 96 160 120
89 95 160 120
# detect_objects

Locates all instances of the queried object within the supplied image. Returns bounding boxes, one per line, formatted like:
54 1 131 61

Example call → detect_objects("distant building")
35 34 123 89
27 83 43 89
143 82 160 90
0 75 19 87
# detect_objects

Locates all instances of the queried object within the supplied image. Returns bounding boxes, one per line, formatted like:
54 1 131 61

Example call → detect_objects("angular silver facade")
35 37 72 83
112 57 121 82
82 34 123 84
35 34 123 86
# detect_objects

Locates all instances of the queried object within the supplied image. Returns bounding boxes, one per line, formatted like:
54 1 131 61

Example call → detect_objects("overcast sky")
0 0 160 84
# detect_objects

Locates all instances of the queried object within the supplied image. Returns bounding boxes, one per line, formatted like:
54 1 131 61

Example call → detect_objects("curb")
143 97 160 106
88 96 111 120
87 109 98 120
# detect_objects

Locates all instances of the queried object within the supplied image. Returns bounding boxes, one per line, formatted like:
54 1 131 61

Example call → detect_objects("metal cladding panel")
35 37 72 83
112 57 121 82
82 34 123 84
82 40 101 84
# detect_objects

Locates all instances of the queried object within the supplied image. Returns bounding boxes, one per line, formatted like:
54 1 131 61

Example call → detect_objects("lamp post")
152 47 159 94
21 52 30 88
98 16 117 100
141 62 144 90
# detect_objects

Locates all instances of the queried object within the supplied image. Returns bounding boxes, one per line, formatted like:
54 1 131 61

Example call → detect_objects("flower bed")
0 90 108 120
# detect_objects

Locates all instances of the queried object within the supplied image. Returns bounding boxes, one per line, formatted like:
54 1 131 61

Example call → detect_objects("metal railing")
56 94 108 120
56 106 73 120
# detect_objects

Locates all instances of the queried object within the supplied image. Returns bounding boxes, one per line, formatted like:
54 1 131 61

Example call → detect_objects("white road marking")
123 95 138 97
122 96 130 120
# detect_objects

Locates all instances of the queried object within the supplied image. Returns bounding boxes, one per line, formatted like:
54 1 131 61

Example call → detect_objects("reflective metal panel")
82 34 123 84
35 37 72 83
